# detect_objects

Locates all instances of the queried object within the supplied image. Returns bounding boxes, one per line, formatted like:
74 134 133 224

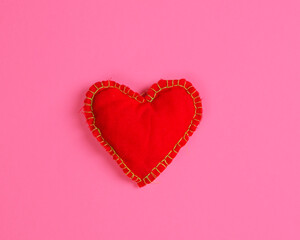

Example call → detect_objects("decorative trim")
83 79 202 187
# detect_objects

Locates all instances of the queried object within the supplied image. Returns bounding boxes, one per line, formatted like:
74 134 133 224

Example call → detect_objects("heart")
83 79 202 187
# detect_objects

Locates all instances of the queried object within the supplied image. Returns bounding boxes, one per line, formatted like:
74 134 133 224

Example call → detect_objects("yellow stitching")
86 85 142 183
166 151 172 159
183 134 189 141
147 95 154 102
84 79 202 185
144 176 150 183
190 89 197 95
155 164 162 171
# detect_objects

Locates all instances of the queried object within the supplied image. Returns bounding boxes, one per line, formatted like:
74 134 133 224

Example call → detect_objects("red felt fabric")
83 79 202 187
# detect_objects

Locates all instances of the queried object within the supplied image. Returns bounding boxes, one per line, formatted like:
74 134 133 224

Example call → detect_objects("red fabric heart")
83 79 202 187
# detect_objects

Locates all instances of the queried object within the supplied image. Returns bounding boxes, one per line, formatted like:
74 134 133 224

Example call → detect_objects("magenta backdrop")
1 0 300 239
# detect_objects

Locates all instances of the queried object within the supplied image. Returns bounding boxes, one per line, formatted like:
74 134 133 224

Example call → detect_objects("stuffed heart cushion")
83 79 202 187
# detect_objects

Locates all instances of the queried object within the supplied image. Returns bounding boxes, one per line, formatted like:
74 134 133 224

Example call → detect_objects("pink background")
1 0 300 239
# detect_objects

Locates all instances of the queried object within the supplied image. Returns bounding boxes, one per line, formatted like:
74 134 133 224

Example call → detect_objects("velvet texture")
83 79 202 187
